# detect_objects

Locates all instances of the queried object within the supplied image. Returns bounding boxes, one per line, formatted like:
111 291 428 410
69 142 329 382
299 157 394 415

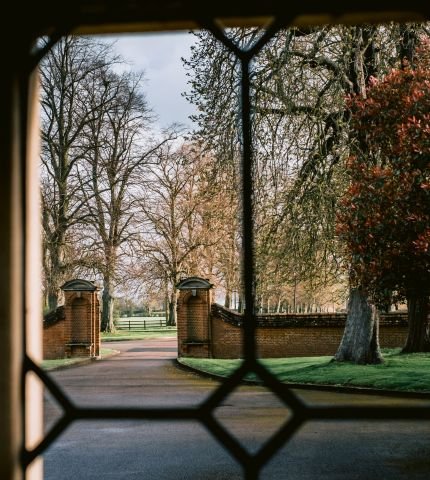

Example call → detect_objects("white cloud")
96 31 198 131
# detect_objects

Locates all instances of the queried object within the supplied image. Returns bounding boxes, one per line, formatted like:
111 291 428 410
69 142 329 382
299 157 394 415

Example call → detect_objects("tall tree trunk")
276 296 281 313
47 288 58 312
237 295 243 313
293 280 297 312
335 288 383 364
47 239 66 311
402 292 430 353
102 279 115 332
46 265 65 311
259 296 264 314
164 273 170 324
167 289 178 326
398 24 419 67
224 290 231 309
333 28 384 365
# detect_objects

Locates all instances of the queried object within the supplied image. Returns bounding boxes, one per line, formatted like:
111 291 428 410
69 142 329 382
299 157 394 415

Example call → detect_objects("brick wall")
43 306 67 359
210 304 409 358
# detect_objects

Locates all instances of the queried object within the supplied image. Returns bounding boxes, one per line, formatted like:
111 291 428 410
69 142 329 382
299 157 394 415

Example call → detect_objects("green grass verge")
179 349 430 393
42 347 118 370
101 328 177 341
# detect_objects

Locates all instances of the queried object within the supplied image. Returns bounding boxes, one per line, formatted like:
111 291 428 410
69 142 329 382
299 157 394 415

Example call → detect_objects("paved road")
44 338 430 479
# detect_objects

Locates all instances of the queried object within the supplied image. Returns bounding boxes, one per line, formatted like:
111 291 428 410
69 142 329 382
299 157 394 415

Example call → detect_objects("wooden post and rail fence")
115 316 169 331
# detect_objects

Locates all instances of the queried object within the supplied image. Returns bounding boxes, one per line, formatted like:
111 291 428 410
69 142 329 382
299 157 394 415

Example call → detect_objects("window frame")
1 4 430 480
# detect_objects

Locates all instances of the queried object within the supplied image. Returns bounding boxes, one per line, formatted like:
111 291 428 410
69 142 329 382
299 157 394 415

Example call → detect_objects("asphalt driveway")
43 338 430 479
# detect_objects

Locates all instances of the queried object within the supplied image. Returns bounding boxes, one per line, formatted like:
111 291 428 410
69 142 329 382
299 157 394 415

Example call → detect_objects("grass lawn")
42 347 119 370
179 349 430 393
101 328 177 342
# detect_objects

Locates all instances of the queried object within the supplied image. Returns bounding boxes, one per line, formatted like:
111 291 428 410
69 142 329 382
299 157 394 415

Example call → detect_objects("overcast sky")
98 31 198 131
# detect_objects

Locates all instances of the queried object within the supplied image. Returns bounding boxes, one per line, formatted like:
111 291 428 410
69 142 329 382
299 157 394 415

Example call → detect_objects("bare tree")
183 23 427 361
78 68 178 331
40 35 118 310
137 141 215 325
183 27 348 310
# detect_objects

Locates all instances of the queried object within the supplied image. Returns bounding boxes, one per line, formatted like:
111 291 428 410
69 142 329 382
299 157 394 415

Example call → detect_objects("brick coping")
43 305 66 327
212 304 408 328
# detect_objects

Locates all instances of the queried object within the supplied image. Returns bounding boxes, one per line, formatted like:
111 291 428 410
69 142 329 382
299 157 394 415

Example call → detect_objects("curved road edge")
176 357 430 400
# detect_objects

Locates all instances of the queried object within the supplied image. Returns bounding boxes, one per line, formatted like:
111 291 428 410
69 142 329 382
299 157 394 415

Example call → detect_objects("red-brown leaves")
338 40 430 306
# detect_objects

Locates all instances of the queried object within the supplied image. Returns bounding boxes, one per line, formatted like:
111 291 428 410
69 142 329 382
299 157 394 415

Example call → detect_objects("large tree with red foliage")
337 41 430 352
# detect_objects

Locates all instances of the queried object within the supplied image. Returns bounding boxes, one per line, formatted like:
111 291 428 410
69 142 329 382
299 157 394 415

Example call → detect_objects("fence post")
144 320 146 330
129 319 131 330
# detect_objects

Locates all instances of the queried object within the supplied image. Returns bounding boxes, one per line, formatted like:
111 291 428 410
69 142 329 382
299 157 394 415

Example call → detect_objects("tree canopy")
337 39 430 351
337 39 430 306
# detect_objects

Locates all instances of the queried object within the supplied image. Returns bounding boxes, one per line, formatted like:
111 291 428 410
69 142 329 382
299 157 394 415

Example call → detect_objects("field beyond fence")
116 316 168 331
